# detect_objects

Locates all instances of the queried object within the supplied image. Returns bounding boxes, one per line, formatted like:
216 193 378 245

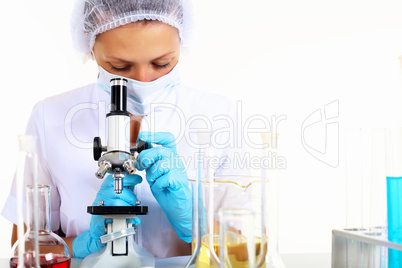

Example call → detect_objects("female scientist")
2 0 245 259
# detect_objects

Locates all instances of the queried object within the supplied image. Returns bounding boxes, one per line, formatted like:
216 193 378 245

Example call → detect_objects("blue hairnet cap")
71 0 193 60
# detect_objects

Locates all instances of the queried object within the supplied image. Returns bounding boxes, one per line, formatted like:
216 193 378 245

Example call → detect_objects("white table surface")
1 253 331 268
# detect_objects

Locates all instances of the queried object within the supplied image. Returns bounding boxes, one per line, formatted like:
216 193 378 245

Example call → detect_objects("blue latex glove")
73 174 142 258
134 131 192 243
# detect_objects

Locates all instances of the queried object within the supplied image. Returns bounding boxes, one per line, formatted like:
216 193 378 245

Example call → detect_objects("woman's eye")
111 65 130 72
153 62 171 69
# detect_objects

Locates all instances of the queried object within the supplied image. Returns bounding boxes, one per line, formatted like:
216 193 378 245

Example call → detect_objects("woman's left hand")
134 131 192 242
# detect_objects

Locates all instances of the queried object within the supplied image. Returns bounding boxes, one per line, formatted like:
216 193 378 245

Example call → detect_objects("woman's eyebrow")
105 56 131 63
152 51 175 61
105 51 176 62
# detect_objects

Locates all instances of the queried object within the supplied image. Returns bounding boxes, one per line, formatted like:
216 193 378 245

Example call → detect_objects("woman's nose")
131 67 152 82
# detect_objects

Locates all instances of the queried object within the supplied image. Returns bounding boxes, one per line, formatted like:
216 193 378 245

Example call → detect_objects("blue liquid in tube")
387 176 402 268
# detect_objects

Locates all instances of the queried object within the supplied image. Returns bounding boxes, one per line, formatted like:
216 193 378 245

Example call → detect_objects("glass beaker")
194 175 264 268
187 132 267 268
10 185 71 268
219 208 256 268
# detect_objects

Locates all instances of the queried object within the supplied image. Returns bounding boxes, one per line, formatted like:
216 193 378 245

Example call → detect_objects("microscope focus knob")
136 139 150 154
93 137 103 161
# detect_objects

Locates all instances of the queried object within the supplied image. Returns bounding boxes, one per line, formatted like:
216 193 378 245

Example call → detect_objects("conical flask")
10 185 71 267
185 131 216 268
10 135 71 268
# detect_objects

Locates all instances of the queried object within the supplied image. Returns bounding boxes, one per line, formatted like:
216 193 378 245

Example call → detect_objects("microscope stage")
87 205 148 215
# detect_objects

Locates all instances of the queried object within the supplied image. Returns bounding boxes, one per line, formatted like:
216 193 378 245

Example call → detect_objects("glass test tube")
345 128 367 231
385 128 402 268
369 128 387 235
261 133 285 268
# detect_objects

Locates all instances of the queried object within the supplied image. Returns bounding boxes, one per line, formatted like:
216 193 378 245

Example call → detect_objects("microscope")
79 78 155 268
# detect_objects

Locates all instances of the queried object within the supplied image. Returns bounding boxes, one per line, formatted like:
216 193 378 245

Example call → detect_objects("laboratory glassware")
344 128 387 232
194 175 264 268
341 128 389 267
344 128 385 268
261 133 285 268
385 128 402 268
191 131 220 268
344 128 367 268
188 130 290 268
10 185 71 268
219 208 256 268
345 128 368 231
185 147 203 268
186 131 265 268
366 128 387 268
12 135 38 268
368 128 387 235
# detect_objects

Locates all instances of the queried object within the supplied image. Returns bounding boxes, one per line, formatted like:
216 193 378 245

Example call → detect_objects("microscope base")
79 235 155 268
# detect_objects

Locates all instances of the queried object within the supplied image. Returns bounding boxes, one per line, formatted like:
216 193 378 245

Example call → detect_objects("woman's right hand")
72 174 142 258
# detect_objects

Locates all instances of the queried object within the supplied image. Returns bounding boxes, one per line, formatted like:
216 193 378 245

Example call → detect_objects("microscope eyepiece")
110 78 129 115
110 78 128 86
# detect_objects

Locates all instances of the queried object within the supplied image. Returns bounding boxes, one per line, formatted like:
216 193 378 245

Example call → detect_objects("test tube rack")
332 228 402 268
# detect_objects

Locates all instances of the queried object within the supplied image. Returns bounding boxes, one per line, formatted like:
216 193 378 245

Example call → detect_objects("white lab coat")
2 82 252 257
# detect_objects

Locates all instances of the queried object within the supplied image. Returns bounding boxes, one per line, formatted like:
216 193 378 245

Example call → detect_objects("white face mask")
97 64 180 115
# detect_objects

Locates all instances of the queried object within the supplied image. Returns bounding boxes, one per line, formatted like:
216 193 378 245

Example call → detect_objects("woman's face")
93 21 180 82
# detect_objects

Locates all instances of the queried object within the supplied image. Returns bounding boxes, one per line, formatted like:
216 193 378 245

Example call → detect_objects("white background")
1 0 402 260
